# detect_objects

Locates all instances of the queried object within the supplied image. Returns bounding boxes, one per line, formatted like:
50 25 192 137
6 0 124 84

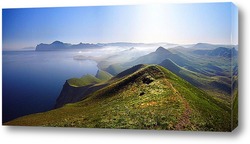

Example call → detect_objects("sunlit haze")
2 3 238 50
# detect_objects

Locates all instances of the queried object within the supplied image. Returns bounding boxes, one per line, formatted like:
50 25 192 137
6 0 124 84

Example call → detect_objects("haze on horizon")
2 3 238 50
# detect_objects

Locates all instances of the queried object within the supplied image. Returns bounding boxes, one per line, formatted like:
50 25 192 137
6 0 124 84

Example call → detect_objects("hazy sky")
2 3 238 50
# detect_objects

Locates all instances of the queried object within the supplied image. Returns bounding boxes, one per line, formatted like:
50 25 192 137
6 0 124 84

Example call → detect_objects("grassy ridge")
232 88 238 130
67 74 101 87
6 65 231 131
105 64 125 76
95 70 113 81
160 59 231 99
67 70 113 87
158 66 231 131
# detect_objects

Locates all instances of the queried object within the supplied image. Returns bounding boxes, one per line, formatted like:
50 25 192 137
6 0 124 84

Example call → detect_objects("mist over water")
2 50 98 122
2 45 171 123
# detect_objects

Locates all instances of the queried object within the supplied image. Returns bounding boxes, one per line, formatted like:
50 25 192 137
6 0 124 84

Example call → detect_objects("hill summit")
155 46 171 54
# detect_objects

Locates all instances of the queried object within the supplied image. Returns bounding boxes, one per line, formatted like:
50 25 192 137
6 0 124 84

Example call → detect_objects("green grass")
232 88 238 130
67 74 101 87
95 70 113 81
105 64 125 76
67 70 113 87
160 59 231 100
169 47 235 77
158 66 231 131
5 65 232 131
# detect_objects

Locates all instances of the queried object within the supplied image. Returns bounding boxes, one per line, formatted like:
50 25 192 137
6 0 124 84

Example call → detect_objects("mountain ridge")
6 64 231 131
125 46 189 68
36 41 102 51
193 47 238 58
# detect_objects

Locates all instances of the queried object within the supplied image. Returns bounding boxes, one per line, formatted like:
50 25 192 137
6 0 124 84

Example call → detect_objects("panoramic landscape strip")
2 3 238 131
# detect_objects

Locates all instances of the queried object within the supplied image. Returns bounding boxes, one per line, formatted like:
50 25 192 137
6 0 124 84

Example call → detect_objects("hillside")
191 43 219 49
55 70 112 108
67 74 101 87
55 81 107 108
168 46 237 76
95 70 113 81
190 43 236 50
124 46 233 98
167 46 238 100
159 59 231 97
105 64 126 76
193 47 238 58
126 47 189 67
6 65 231 131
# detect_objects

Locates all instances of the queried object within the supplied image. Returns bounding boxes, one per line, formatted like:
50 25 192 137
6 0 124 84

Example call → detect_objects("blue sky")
2 3 238 50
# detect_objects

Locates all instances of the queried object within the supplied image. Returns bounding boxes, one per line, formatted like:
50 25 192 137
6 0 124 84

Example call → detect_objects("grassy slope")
160 59 231 100
105 64 126 76
158 66 231 131
67 74 101 87
55 70 113 108
160 59 211 87
169 47 233 77
232 91 238 130
95 70 113 81
6 65 231 131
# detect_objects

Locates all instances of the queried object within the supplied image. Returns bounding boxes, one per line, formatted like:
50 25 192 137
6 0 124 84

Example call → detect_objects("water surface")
3 51 98 122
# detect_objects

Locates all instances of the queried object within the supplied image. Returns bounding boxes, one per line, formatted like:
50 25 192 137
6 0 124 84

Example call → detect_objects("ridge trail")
156 67 192 130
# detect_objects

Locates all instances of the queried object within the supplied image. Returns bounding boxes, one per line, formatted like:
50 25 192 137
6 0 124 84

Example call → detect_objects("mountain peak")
155 46 171 54
125 46 174 66
156 46 165 51
192 43 214 49
52 41 63 45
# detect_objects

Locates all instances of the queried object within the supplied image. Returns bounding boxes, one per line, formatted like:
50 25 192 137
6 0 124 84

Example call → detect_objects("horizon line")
2 41 239 51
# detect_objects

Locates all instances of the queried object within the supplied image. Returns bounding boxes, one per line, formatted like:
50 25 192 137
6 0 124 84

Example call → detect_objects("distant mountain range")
190 43 238 50
36 41 102 51
193 47 238 58
35 41 237 51
35 41 177 51
6 44 238 131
